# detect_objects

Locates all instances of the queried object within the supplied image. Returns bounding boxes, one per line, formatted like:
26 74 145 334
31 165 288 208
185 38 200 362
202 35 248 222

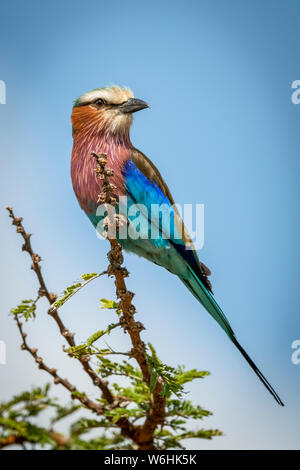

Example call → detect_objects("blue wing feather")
123 159 210 285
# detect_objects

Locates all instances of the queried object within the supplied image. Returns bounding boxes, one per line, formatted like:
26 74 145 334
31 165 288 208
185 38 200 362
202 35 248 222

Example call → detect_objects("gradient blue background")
0 0 299 449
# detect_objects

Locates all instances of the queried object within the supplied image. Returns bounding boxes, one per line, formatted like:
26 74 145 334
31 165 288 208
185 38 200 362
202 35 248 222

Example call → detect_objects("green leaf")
86 330 106 346
10 299 37 321
150 372 158 393
100 299 119 310
52 273 100 310
81 273 98 281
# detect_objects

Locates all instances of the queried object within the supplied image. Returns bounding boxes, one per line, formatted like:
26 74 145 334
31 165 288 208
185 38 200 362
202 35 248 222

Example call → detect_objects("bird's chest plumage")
71 133 132 214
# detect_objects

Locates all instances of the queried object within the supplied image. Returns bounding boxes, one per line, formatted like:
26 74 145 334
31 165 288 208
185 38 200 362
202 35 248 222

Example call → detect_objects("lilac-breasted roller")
71 85 283 406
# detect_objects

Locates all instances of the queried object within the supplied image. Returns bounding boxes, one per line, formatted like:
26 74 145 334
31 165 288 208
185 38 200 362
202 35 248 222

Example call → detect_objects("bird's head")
71 85 149 137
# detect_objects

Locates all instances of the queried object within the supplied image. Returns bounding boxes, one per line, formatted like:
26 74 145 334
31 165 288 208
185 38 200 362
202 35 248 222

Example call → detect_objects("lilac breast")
71 133 132 214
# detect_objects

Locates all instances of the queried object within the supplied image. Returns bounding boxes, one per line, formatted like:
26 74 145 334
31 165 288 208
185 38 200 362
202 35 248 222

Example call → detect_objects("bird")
71 85 284 406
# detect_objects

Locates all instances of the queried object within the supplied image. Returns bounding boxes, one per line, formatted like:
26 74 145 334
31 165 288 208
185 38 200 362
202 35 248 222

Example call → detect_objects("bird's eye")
95 99 104 106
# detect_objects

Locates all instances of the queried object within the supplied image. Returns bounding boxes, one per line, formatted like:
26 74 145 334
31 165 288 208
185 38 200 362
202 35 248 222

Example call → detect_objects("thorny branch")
6 158 166 449
91 152 166 448
6 206 114 403
14 313 102 413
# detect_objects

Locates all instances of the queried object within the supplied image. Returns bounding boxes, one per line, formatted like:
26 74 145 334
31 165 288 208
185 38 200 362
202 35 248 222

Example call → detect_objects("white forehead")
77 86 134 106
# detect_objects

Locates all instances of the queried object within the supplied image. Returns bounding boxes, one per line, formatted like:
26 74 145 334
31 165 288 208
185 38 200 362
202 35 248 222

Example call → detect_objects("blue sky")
0 0 299 449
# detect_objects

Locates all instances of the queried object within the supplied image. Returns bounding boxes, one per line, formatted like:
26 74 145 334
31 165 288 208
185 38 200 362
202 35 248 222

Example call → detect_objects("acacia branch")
7 156 167 450
5 159 220 450
6 206 137 443
14 314 102 413
91 152 166 449
6 206 113 402
0 434 34 450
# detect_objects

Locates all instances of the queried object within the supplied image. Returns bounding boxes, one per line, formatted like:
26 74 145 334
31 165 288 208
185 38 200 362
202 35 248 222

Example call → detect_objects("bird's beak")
119 98 149 114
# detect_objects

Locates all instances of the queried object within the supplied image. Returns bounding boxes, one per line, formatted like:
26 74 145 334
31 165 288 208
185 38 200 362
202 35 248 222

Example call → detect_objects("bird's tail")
180 268 284 406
